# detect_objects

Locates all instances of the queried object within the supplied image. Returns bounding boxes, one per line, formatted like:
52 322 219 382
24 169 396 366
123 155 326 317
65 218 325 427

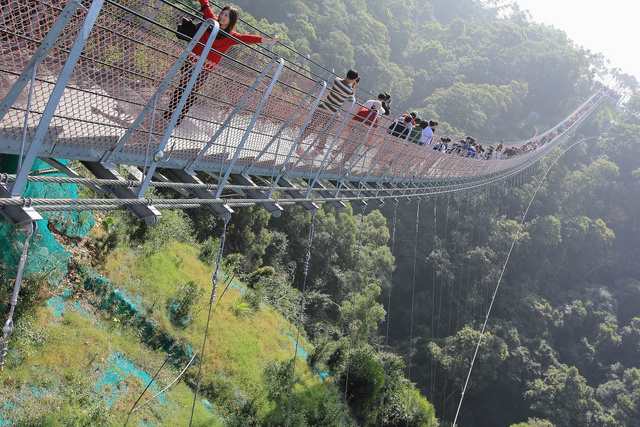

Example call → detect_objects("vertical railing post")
267 81 327 197
247 79 326 175
183 56 283 176
10 0 105 197
304 96 357 198
211 57 286 199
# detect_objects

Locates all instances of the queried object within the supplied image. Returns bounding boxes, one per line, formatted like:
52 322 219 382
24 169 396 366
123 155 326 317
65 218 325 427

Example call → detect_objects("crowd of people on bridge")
166 3 599 163
346 85 600 162
287 65 598 163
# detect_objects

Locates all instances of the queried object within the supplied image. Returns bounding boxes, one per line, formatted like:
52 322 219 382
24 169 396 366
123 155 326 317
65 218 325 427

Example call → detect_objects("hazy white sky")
512 0 639 80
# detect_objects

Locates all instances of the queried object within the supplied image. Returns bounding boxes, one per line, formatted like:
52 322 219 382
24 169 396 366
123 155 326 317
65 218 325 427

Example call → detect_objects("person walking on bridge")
165 4 279 126
295 69 359 156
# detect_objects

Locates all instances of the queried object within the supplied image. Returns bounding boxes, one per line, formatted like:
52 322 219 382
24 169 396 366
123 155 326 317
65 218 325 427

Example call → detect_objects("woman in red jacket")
165 4 279 125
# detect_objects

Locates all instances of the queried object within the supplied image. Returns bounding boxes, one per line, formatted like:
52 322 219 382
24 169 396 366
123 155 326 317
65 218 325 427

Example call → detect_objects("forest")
1 0 640 426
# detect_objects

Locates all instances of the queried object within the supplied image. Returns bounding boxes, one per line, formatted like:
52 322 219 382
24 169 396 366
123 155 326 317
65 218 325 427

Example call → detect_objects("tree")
596 367 640 426
429 325 508 394
340 282 386 345
510 418 554 427
341 347 385 425
525 363 601 426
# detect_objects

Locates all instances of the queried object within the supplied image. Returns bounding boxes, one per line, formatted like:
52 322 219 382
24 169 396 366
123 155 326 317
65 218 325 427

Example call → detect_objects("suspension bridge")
0 0 608 228
0 1 620 423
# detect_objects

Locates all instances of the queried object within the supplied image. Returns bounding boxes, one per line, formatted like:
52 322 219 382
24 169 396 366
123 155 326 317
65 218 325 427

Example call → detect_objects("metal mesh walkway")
0 0 605 224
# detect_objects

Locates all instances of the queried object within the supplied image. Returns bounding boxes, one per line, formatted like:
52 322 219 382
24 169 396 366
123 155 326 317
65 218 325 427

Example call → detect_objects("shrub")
246 266 276 288
231 298 252 318
0 273 47 323
263 358 297 401
165 280 204 327
198 236 219 264
93 216 120 259
134 210 195 255
340 347 384 425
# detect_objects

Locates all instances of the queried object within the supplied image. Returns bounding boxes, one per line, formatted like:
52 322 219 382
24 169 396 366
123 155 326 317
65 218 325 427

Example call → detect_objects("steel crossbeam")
81 161 161 225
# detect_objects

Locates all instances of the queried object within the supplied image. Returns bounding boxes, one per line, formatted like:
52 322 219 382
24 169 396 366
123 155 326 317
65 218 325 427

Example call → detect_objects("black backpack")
176 17 203 41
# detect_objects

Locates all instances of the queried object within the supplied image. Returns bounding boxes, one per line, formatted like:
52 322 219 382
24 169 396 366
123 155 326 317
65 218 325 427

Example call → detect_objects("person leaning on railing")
165 3 279 126
407 119 427 145
388 114 413 138
295 69 359 156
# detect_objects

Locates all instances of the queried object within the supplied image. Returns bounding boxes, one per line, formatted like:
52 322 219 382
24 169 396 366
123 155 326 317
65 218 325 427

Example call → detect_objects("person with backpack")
165 4 279 126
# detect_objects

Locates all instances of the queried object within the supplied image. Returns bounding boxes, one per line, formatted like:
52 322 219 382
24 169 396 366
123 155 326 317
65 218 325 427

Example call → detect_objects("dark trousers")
165 62 210 126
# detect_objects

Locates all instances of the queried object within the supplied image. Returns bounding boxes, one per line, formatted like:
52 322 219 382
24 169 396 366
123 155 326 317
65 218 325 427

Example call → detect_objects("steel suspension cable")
438 197 451 339
407 199 421 381
437 196 451 416
0 221 37 372
380 202 399 426
449 193 469 420
430 199 437 400
385 203 399 345
189 214 230 426
457 193 470 329
463 198 477 325
286 209 317 427
452 137 598 426
448 201 461 337
343 204 368 407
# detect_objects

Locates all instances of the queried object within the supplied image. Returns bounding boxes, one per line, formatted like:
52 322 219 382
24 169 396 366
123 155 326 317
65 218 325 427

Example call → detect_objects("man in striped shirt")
296 69 359 156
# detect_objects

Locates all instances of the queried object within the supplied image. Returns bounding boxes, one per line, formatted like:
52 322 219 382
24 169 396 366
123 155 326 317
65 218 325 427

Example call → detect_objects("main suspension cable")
452 137 598 425
189 214 230 426
286 209 317 426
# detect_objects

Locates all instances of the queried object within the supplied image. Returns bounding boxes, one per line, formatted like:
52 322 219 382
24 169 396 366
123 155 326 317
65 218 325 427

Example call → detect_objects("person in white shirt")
362 93 386 113
420 120 437 146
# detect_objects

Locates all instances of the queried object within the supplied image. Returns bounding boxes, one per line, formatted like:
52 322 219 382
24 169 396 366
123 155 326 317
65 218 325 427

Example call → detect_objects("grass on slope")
0 295 218 426
100 240 323 422
1 239 325 425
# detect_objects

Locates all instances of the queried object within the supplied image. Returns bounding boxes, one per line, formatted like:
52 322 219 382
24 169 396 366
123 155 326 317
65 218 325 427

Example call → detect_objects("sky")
512 0 640 81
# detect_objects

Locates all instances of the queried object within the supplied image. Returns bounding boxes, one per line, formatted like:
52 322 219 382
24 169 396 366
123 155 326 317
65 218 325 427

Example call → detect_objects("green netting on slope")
0 155 95 286
0 220 69 287
0 156 95 238
83 270 195 368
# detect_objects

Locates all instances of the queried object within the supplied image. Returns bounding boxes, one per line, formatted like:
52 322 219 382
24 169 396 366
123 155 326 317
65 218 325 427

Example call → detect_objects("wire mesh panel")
0 0 87 151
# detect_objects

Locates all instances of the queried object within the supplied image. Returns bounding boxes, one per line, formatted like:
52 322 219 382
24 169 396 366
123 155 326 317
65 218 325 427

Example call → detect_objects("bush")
263 358 298 401
198 236 219 264
165 280 204 327
133 210 195 255
8 318 52 366
93 216 120 259
231 298 252 318
199 374 240 413
0 273 47 323
246 266 276 288
340 347 384 425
